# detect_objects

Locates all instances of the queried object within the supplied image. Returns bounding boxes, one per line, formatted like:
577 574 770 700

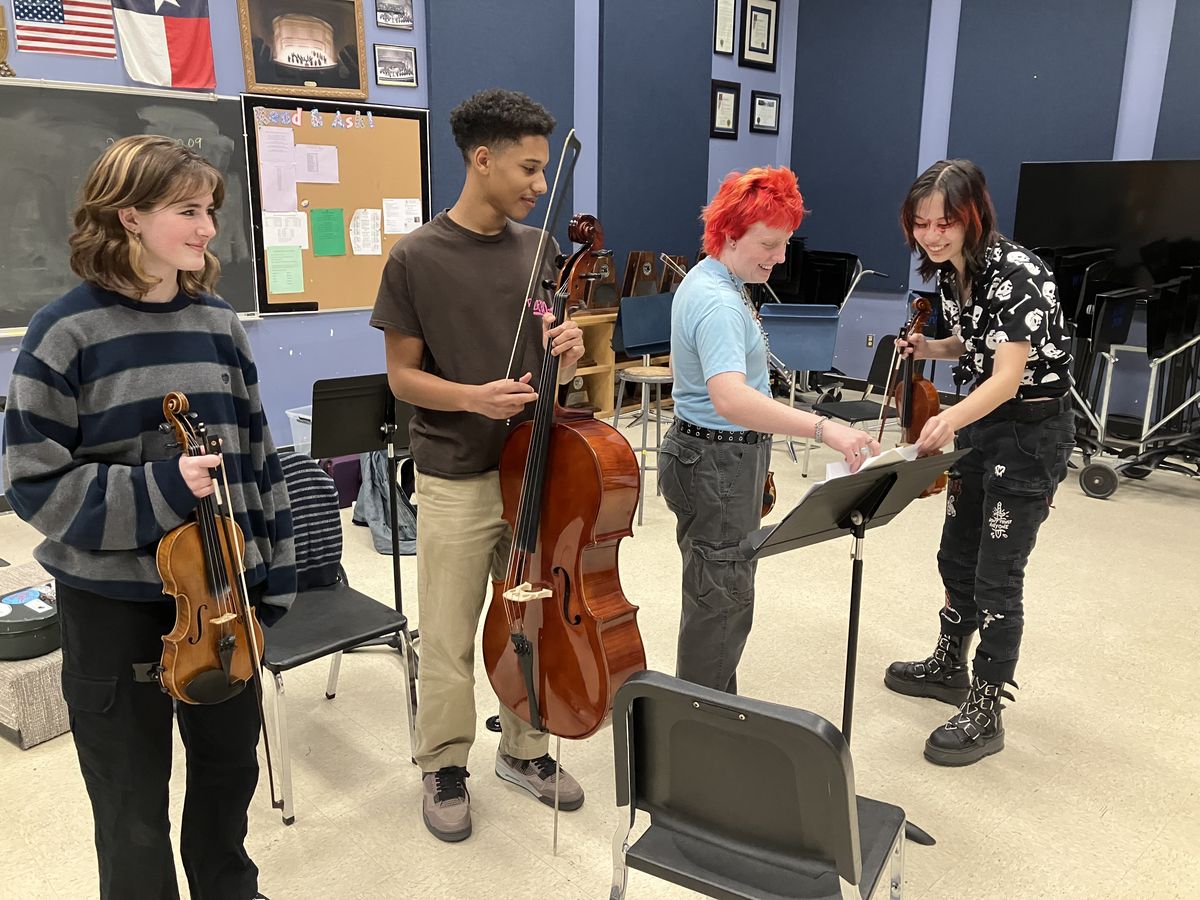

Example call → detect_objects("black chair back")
613 670 862 886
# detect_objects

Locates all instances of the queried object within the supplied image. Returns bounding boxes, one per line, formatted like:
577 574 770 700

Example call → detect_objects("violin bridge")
209 612 238 625
503 582 553 604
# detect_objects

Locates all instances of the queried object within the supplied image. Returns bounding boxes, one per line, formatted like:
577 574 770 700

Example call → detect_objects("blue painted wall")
947 0 1132 236
1155 0 1200 158
598 0 711 277
425 0 575 232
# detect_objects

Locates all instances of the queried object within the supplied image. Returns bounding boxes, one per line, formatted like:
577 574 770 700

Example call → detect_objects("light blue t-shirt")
670 256 771 430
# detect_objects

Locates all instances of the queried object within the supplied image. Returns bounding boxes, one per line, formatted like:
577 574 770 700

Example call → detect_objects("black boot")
924 675 1008 767
884 632 973 705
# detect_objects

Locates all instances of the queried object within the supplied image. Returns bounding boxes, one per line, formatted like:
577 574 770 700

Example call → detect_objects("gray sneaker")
495 751 584 811
422 766 471 842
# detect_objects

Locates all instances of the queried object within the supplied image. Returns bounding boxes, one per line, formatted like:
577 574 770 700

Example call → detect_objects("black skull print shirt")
936 238 1073 398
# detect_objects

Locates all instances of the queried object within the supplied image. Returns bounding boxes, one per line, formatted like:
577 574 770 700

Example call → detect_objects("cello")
878 295 948 497
482 132 646 742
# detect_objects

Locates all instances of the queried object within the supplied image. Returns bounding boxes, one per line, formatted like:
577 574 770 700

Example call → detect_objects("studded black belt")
674 419 770 445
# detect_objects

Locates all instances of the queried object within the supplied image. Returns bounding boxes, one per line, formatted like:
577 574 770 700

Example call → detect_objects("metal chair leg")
612 375 623 427
324 650 343 699
638 381 650 525
609 820 632 900
269 671 295 825
400 626 418 764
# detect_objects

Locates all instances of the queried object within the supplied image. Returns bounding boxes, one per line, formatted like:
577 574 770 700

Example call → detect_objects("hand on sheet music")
469 374 539 420
821 422 881 473
914 414 955 455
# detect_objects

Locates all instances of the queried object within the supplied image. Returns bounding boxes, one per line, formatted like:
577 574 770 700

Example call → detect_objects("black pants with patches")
936 399 1074 685
56 584 262 900
659 426 772 694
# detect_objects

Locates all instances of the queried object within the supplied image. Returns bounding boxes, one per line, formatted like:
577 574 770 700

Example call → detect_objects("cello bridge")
503 582 553 604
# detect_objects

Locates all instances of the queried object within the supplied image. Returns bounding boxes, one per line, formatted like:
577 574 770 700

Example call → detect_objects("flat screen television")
1013 160 1200 288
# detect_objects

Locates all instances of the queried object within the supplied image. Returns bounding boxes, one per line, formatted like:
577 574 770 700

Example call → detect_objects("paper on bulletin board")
266 246 304 293
262 212 309 250
258 126 299 211
383 198 423 234
294 144 340 184
310 208 347 256
260 161 298 212
349 209 382 255
259 127 295 163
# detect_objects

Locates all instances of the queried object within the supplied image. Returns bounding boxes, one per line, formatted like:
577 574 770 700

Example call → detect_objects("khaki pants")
413 470 547 771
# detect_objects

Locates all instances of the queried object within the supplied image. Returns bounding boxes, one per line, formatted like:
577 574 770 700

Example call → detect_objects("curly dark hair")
449 88 555 161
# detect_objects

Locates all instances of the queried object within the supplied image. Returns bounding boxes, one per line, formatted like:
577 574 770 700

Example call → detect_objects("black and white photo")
376 0 413 29
374 43 418 87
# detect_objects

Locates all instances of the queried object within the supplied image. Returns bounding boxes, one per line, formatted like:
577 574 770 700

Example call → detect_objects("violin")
482 189 646 740
156 392 266 704
879 296 947 497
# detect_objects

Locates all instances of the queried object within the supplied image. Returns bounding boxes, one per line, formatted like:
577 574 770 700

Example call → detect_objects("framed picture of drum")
237 0 369 100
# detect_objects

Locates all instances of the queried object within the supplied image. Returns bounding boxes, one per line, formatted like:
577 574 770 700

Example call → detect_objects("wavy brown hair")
70 135 224 298
900 158 998 286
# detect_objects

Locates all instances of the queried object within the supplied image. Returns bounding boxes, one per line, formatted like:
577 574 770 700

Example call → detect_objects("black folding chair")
611 670 906 899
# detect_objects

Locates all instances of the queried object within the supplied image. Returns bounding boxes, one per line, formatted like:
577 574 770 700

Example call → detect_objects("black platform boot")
884 632 973 705
924 675 1008 767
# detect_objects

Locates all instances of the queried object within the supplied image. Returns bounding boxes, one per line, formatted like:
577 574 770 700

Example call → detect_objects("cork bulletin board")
242 94 429 312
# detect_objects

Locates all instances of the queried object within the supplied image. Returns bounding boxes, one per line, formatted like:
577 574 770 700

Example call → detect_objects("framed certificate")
738 0 778 71
711 79 740 139
713 0 736 54
749 90 780 134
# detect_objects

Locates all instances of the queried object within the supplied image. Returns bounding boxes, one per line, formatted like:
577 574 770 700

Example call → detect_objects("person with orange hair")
660 166 879 693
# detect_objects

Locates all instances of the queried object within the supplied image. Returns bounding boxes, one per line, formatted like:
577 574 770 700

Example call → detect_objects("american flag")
13 0 117 59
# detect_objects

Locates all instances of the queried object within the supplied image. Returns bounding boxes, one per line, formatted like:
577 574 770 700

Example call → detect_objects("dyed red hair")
702 166 806 258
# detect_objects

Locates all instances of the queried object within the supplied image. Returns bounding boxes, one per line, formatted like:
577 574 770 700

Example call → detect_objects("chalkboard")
0 80 256 330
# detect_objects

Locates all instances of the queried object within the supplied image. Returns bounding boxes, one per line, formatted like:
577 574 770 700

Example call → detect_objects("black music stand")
741 447 970 846
310 373 415 626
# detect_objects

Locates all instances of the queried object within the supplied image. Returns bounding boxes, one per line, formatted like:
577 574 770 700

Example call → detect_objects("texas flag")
112 0 215 89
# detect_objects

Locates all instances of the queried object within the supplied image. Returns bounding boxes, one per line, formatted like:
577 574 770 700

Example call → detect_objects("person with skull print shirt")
884 159 1074 767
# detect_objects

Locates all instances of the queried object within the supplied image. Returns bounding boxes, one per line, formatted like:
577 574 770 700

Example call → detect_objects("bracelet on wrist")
813 416 828 443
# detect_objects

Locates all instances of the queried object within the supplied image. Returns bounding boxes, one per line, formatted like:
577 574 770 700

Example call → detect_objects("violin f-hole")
187 602 208 645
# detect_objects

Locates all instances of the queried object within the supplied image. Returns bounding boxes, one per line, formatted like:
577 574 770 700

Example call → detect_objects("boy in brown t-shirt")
370 89 585 843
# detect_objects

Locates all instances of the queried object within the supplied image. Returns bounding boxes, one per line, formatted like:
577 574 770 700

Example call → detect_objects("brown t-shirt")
370 211 558 477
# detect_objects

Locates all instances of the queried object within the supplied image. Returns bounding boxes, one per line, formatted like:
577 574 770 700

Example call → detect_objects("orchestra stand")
309 374 419 743
740 448 971 847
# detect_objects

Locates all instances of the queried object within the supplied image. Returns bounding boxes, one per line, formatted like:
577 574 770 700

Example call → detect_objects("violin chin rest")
183 671 248 705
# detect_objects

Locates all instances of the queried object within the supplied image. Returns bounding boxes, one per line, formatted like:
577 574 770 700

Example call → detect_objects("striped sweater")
2 282 296 613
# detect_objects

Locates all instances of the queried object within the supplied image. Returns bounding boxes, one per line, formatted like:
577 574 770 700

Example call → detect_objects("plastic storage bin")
285 405 312 456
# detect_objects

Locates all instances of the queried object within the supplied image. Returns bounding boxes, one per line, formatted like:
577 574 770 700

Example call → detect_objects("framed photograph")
237 0 368 99
374 44 417 87
713 0 735 55
710 79 740 140
375 0 413 29
738 0 778 71
749 90 780 134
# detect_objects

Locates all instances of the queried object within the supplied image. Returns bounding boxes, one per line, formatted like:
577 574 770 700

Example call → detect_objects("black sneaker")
422 765 471 842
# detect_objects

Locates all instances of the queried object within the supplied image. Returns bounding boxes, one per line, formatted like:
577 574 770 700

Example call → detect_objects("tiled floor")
1 424 1197 899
